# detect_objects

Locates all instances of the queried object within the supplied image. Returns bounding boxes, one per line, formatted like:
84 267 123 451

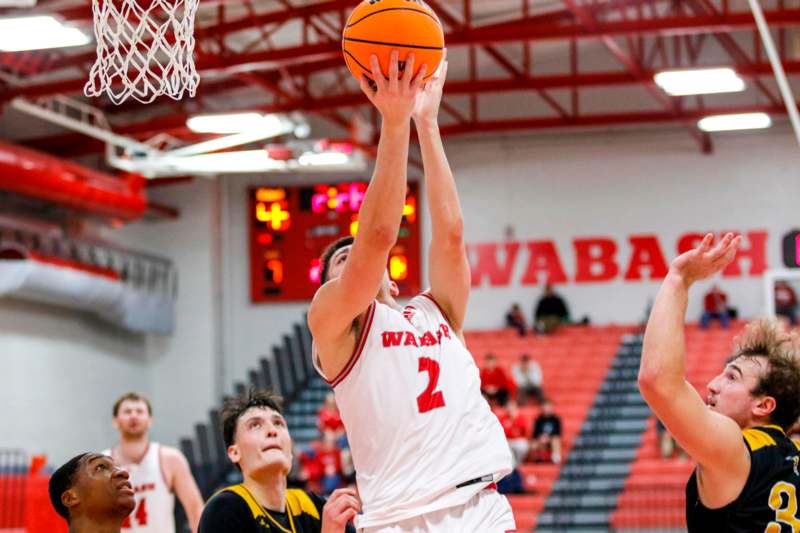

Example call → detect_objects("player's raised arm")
638 234 747 474
412 58 469 334
309 52 426 375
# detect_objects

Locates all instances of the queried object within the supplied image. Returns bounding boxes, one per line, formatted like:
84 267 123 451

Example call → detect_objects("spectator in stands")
700 284 730 329
319 392 346 444
498 400 530 467
505 303 527 336
480 352 516 406
49 452 135 532
534 284 570 334
318 431 345 495
775 280 798 326
512 353 544 405
656 419 687 460
200 389 358 533
530 401 563 464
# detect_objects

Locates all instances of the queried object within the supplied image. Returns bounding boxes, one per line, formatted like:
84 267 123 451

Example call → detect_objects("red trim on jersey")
157 444 172 491
420 292 455 331
329 301 376 388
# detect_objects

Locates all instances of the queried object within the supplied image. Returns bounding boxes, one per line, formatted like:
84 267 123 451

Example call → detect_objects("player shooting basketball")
49 453 136 533
308 51 515 532
639 233 800 532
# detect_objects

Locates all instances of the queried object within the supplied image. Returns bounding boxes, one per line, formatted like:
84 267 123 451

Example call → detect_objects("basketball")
342 0 444 84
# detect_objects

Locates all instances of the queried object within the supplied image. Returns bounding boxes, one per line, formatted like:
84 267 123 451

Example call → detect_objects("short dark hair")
734 319 800 430
221 389 284 449
319 236 354 285
49 453 89 521
112 392 152 417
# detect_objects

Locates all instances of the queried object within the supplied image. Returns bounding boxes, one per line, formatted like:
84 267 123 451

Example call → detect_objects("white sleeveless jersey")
314 293 512 529
102 443 176 533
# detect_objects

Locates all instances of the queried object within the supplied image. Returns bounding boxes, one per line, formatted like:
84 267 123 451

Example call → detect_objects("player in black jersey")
199 390 358 533
639 232 800 532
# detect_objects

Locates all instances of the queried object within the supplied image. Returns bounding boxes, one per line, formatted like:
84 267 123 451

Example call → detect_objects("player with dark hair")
639 233 800 532
309 50 514 532
48 452 135 532
199 389 358 533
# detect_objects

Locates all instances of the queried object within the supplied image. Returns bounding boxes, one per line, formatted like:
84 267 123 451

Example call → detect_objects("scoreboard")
249 181 422 302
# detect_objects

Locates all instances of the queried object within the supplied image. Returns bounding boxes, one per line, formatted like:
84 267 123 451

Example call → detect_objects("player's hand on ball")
360 50 426 126
669 232 741 287
413 51 448 124
321 487 361 533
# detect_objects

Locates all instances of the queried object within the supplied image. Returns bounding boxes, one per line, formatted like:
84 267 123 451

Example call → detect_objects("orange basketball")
342 0 444 85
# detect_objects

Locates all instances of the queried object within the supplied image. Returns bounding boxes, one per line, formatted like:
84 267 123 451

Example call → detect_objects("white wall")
0 299 150 465
449 126 799 328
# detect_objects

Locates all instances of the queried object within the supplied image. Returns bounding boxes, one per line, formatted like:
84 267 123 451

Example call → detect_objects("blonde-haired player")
309 51 514 533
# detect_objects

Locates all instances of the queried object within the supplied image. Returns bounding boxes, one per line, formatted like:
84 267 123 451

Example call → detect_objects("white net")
84 0 200 105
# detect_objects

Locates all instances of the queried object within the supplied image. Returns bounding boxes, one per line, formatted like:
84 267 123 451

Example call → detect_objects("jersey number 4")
122 497 148 528
765 481 800 532
417 357 446 413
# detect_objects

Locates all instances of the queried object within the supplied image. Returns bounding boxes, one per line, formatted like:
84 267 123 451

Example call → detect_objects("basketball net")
84 0 200 105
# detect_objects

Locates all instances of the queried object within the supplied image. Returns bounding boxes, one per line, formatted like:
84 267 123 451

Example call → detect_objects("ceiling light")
298 152 350 166
186 113 286 134
0 16 91 51
698 112 772 132
654 68 746 96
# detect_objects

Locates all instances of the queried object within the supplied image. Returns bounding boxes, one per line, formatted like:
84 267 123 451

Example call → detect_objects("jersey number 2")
417 357 446 413
765 481 800 532
122 497 148 528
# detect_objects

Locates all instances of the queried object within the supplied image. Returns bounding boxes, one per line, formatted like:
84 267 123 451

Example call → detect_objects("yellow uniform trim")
286 488 320 519
223 484 265 519
743 428 777 451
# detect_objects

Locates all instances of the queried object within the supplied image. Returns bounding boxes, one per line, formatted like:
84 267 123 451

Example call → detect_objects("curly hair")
221 389 284 448
734 319 800 430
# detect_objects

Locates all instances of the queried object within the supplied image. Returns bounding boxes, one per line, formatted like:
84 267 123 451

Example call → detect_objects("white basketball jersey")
314 293 512 529
103 443 176 533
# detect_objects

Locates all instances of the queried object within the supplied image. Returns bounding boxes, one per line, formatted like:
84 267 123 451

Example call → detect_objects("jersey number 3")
765 481 800 532
417 357 446 413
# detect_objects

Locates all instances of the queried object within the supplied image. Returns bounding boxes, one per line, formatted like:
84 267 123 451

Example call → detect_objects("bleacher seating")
465 325 630 531
611 322 746 531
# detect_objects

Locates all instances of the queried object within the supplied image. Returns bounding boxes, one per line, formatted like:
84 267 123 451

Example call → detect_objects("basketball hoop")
84 0 200 105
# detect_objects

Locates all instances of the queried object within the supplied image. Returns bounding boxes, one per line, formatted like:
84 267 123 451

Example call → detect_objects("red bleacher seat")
610 322 746 531
465 324 631 529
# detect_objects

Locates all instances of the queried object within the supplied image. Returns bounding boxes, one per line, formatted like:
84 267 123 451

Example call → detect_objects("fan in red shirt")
318 393 345 440
480 353 517 407
496 400 530 466
700 284 730 330
775 281 798 326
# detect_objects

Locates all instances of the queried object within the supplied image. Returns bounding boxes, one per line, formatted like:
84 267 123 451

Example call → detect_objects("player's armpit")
166 448 204 532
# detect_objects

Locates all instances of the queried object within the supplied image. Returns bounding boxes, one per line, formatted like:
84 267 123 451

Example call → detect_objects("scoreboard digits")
250 181 421 302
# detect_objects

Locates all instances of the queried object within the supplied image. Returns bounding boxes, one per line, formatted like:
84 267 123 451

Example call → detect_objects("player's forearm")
415 119 463 244
358 120 411 249
639 272 689 394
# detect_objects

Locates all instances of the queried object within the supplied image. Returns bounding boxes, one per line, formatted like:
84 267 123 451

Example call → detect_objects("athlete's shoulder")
199 488 254 533
286 488 324 519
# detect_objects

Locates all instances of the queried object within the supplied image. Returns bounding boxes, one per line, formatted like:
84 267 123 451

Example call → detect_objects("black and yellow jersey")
198 484 356 533
686 425 800 533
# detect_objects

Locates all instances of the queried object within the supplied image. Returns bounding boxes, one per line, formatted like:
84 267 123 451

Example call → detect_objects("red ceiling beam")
101 60 800 137
5 6 800 103
438 104 790 136
561 0 712 151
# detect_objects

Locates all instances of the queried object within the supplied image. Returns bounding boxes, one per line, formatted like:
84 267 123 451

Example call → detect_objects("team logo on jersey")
402 307 416 324
382 323 451 348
